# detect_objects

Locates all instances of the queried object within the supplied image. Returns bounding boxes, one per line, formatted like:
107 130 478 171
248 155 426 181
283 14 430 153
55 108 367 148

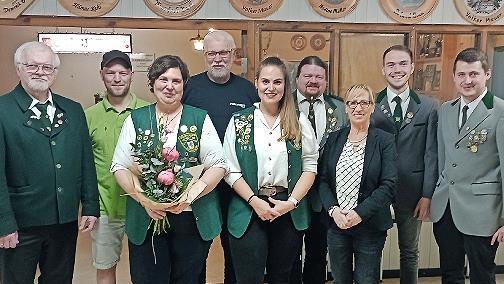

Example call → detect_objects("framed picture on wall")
432 71 441 91
414 68 424 92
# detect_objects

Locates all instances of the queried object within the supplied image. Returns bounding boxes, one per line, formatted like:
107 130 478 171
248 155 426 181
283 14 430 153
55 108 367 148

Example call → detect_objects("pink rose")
157 170 175 186
162 147 180 162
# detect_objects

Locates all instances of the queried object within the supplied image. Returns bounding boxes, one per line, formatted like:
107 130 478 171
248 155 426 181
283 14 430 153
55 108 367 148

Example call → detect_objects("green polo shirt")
85 93 150 219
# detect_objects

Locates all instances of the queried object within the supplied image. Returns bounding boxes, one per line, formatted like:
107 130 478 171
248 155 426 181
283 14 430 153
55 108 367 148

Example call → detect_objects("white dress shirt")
459 88 487 128
111 109 228 211
296 90 326 144
28 91 56 123
386 86 410 119
223 103 318 188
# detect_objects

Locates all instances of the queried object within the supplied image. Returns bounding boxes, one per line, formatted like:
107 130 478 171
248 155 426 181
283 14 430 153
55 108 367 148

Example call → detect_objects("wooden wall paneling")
338 32 406 97
330 28 339 97
246 21 257 82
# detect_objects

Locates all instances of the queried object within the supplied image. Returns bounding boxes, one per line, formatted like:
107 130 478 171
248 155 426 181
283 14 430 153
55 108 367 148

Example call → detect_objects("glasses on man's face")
204 50 232 59
346 100 373 109
21 63 56 74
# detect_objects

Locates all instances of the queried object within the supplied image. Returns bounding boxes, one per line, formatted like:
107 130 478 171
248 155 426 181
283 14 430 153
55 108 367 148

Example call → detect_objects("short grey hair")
14 41 60 68
203 30 236 50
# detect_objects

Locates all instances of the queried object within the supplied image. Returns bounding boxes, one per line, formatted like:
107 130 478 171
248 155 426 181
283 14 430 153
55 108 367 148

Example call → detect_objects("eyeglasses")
346 100 373 109
204 50 232 59
20 63 56 74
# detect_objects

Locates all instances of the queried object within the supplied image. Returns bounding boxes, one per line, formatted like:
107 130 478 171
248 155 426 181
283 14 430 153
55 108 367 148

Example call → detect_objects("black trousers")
433 204 498 284
290 211 328 284
229 206 304 284
0 221 78 284
200 182 236 284
129 212 211 284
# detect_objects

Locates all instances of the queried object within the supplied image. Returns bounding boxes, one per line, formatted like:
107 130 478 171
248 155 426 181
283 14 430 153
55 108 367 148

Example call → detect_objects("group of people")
0 29 503 284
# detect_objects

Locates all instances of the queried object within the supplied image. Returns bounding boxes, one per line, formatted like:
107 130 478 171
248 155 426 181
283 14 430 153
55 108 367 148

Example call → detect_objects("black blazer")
318 126 398 231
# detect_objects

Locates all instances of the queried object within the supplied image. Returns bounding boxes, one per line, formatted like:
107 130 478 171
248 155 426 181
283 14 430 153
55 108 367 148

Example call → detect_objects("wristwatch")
287 196 299 208
328 205 338 217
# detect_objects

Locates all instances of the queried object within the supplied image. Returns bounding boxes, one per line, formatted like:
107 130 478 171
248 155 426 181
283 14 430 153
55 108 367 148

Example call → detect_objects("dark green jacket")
293 92 348 212
227 107 310 238
0 83 99 237
126 104 222 245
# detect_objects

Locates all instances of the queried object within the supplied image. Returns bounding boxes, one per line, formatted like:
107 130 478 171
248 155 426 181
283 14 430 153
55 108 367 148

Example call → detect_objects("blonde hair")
256 56 301 144
345 84 375 103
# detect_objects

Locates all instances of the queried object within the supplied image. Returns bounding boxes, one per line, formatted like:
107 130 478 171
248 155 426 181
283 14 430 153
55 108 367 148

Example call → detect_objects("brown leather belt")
258 185 287 197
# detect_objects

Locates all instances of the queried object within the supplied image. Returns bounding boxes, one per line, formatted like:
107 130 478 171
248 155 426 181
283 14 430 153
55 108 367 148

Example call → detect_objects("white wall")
23 0 503 25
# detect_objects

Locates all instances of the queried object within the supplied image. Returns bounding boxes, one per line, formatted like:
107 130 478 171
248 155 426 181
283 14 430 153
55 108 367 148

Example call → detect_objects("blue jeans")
327 226 386 284
394 206 422 284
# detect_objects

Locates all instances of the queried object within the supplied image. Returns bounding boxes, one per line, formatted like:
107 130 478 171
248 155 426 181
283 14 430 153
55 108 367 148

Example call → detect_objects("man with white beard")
0 41 99 284
183 30 259 284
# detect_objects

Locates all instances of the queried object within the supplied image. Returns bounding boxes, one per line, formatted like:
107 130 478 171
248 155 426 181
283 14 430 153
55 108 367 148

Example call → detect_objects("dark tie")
36 102 52 131
307 98 317 137
460 105 469 130
392 96 403 130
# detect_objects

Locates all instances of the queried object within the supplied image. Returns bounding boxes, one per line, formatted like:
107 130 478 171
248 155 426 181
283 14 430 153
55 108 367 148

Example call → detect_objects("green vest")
227 107 310 238
126 104 222 245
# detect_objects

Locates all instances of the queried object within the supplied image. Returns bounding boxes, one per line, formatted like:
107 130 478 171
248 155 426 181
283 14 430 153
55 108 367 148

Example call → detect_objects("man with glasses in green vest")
85 50 149 284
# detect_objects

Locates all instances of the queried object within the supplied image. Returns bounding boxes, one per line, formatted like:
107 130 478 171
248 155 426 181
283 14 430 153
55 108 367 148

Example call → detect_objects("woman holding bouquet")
222 56 319 283
111 55 228 284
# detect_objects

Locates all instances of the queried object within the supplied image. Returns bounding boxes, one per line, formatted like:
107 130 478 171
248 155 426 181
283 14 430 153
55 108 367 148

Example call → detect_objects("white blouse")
223 103 318 188
111 110 228 210
335 141 366 211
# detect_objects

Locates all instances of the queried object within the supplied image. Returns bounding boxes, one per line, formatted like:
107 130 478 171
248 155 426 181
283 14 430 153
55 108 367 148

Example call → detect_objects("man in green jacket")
0 41 99 284
86 50 149 284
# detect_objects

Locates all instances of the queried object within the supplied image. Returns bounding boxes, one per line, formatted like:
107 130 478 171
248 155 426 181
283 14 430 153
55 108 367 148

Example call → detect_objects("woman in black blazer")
318 84 397 283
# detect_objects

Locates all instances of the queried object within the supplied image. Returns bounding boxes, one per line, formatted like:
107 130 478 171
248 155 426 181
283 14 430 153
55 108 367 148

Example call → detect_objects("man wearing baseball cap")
85 50 149 284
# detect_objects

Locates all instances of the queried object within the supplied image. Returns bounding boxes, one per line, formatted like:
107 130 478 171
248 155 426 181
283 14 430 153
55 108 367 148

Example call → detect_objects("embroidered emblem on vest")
178 130 200 153
235 113 254 151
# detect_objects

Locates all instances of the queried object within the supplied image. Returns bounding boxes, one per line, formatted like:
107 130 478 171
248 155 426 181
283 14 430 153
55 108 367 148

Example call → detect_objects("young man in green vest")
0 42 99 283
85 50 149 284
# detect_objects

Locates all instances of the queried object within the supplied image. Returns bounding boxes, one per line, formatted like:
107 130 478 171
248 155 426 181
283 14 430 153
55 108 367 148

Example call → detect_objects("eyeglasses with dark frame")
346 100 373 109
20 63 57 74
204 49 233 59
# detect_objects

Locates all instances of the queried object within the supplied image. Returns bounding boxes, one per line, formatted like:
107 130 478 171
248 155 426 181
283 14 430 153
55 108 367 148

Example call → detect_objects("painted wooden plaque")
59 0 120 17
380 0 439 24
454 0 504 25
1 0 35 19
230 0 283 18
144 0 206 19
307 0 359 19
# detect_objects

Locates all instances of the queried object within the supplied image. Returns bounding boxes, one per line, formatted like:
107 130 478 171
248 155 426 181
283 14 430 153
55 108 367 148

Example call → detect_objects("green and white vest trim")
227 106 310 238
126 104 222 245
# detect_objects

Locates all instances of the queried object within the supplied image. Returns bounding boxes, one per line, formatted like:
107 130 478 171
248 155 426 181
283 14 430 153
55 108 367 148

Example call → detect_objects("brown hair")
453 48 489 73
383 45 413 64
256 56 301 144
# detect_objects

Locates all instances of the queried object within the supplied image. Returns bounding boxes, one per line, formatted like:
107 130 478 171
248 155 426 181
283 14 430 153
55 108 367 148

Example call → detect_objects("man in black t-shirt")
183 30 258 284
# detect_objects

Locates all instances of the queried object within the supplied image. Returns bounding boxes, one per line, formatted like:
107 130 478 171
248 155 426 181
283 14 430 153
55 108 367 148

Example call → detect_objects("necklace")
348 134 368 144
158 108 182 139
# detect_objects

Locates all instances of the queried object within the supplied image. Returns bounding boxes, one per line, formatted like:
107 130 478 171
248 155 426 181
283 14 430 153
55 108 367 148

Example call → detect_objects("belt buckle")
262 185 276 196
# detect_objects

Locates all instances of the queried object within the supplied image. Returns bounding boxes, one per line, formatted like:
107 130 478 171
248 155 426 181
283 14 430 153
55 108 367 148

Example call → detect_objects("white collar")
386 86 410 105
460 88 487 110
296 89 323 103
28 91 54 110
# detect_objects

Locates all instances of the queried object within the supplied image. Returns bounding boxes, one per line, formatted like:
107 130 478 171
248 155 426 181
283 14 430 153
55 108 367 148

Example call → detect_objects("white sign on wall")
38 33 132 54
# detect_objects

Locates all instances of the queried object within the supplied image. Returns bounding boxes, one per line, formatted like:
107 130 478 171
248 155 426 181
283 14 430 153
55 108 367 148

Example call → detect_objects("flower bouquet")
128 128 206 234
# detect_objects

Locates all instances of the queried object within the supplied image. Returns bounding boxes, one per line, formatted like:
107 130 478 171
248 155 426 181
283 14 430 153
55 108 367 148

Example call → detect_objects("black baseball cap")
101 50 132 70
